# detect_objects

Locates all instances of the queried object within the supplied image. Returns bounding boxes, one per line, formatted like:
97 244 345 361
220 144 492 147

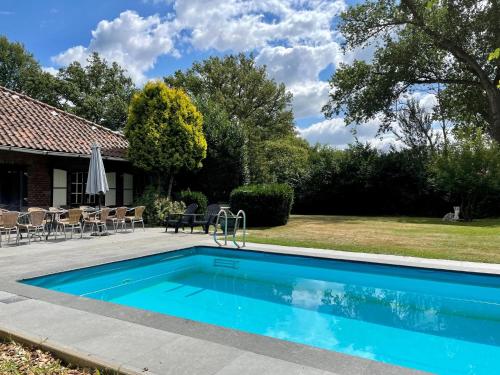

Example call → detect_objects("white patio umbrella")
86 143 109 207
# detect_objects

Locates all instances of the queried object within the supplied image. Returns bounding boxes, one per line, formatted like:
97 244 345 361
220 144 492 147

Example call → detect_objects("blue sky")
1 0 402 148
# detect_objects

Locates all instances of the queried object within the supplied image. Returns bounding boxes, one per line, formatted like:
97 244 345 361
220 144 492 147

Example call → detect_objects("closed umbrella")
86 143 109 208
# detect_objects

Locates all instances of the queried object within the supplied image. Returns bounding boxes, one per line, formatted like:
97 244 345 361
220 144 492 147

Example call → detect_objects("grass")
0 339 99 375
240 215 500 263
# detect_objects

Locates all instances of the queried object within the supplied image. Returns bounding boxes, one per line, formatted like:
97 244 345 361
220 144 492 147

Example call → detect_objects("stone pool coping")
3 228 495 374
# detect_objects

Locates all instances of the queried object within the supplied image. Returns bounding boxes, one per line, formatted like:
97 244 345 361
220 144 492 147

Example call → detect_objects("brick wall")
27 157 51 207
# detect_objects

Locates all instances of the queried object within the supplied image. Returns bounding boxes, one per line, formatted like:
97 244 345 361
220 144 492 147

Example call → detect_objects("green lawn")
240 215 500 263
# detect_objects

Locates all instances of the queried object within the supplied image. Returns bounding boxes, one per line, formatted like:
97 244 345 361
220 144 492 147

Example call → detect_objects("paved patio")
3 228 496 374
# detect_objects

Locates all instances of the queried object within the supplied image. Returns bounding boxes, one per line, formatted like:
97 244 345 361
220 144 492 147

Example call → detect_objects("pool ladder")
213 208 246 248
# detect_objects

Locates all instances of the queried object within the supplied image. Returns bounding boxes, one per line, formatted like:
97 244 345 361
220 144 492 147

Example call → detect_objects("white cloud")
53 46 87 66
49 0 352 122
256 43 341 117
289 81 331 118
174 0 347 118
416 93 438 111
52 10 177 83
173 0 345 51
298 117 401 150
42 66 59 76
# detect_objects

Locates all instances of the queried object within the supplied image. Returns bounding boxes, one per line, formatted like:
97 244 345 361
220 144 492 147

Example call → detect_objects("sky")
0 0 406 148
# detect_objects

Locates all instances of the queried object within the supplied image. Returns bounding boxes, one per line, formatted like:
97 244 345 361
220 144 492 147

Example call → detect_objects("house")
0 86 144 210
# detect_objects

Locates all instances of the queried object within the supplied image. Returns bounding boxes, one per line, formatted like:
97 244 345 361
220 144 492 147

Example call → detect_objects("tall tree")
257 137 311 188
125 81 207 197
394 99 448 152
324 0 500 142
186 96 249 201
58 53 135 130
431 128 500 220
164 54 295 180
0 35 59 106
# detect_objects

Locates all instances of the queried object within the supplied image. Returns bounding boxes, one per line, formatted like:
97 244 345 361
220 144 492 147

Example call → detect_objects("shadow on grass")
283 215 500 228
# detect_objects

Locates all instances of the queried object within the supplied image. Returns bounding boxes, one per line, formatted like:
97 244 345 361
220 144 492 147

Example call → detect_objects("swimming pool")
22 246 500 374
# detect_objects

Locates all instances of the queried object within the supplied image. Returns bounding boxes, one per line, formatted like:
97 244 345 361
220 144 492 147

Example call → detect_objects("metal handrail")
214 209 228 246
233 210 246 248
213 208 246 248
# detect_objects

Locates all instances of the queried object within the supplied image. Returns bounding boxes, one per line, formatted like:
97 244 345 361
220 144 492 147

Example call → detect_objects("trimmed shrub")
229 184 294 227
135 186 186 225
178 190 208 213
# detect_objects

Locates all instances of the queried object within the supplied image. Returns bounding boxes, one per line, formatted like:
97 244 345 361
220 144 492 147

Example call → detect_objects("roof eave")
0 145 128 162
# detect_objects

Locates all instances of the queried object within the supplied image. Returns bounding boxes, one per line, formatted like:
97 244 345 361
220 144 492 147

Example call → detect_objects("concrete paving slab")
72 322 180 363
124 336 245 375
0 300 128 343
215 352 335 375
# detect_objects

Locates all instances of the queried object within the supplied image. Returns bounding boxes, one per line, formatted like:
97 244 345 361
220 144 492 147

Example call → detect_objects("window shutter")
123 173 133 205
52 169 67 207
105 172 116 206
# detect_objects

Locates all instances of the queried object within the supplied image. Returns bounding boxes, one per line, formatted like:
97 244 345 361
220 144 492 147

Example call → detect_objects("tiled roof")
0 86 128 159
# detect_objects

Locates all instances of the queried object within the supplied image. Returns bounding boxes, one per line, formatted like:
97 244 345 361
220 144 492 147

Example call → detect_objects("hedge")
178 190 208 213
229 184 294 227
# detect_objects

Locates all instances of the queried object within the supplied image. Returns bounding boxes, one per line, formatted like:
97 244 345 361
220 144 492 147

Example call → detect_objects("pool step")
213 258 239 269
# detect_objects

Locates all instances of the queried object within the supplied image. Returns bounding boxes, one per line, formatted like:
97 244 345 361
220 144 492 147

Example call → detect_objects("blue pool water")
22 247 500 374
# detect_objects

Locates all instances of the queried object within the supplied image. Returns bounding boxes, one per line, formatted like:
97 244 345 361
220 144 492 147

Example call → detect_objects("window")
70 172 95 205
123 173 133 205
105 172 116 206
52 169 67 207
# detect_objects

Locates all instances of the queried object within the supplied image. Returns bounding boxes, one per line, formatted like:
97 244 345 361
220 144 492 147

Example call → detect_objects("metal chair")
125 206 145 232
27 207 45 212
0 211 20 246
18 209 46 244
0 209 5 247
56 208 83 239
107 207 127 233
83 207 111 236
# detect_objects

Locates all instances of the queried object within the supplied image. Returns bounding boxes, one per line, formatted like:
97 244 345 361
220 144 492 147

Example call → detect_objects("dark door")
0 167 27 210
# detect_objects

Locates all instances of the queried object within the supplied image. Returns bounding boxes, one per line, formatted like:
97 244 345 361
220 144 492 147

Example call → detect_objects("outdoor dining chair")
0 209 5 247
83 207 110 236
18 209 46 244
125 206 145 232
165 203 198 233
189 203 221 233
0 211 20 246
56 208 83 239
107 207 127 233
27 207 45 212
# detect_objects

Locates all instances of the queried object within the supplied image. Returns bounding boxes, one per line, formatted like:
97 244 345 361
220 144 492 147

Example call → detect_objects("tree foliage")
164 54 295 180
0 35 59 106
431 128 500 220
394 99 449 152
178 190 208 214
125 81 207 196
257 137 311 188
176 96 248 202
57 53 136 130
295 143 448 216
325 0 500 141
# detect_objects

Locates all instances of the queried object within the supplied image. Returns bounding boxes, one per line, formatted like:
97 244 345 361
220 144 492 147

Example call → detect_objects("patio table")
44 210 67 240
44 207 97 240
